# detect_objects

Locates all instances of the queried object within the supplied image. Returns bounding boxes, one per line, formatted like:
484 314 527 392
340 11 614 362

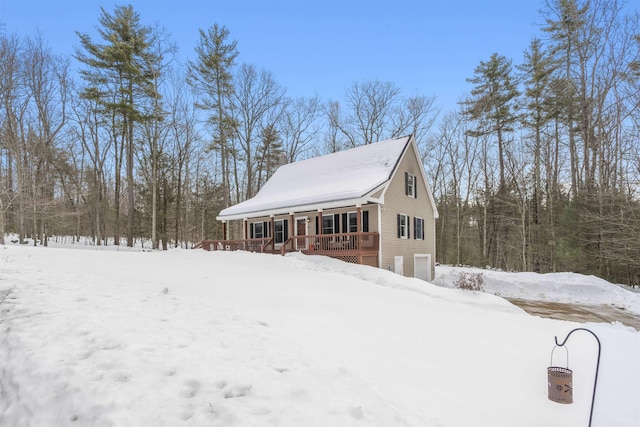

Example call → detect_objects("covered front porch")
199 205 380 267
197 231 379 267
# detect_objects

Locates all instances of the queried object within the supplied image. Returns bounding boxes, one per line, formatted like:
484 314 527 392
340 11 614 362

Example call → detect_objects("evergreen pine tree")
75 5 158 246
186 24 238 209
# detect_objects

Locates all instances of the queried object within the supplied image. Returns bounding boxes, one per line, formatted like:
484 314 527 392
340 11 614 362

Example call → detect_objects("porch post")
222 221 227 240
270 215 275 251
317 209 323 235
289 213 294 239
243 219 248 240
356 205 362 264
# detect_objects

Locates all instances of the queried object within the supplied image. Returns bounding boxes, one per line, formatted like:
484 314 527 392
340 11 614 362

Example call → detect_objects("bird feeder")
548 345 573 404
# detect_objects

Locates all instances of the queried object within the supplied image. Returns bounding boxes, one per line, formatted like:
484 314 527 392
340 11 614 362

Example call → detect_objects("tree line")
1 0 639 286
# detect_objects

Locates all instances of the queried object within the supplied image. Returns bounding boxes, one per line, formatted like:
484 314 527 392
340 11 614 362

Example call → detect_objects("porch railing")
197 232 379 267
280 232 379 256
198 237 275 253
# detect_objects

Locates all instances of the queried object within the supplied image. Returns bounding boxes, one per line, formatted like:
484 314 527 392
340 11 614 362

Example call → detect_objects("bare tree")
391 94 440 146
230 63 286 199
334 79 401 146
22 33 70 246
281 95 321 162
69 88 111 245
322 100 348 153
166 71 199 248
141 25 176 249
0 33 27 243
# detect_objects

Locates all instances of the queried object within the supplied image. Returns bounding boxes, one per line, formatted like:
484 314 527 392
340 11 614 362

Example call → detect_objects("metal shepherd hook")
554 328 601 427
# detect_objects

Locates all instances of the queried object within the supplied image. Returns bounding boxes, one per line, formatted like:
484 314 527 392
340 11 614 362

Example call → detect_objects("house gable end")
381 136 438 219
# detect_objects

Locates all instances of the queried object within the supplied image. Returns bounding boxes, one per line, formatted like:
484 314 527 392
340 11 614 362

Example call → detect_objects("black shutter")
333 214 339 234
397 214 401 238
315 217 319 234
284 220 289 241
405 172 409 195
413 217 417 239
250 223 254 239
342 213 347 233
362 211 369 232
407 216 410 238
414 175 418 198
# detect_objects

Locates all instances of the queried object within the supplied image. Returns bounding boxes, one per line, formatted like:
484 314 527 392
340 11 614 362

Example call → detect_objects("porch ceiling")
216 196 379 221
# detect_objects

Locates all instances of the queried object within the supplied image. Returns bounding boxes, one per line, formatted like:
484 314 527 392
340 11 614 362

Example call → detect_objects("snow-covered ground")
1 243 638 426
434 265 640 316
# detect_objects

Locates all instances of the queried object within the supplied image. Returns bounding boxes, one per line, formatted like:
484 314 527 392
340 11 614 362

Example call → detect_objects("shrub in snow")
454 271 484 292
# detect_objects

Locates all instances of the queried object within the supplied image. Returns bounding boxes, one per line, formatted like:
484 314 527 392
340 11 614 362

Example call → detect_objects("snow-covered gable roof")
217 135 412 220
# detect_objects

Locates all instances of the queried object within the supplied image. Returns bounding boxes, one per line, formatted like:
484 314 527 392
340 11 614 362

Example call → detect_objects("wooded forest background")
1 0 639 286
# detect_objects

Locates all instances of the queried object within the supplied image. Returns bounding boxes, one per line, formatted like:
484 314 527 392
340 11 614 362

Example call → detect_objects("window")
397 214 410 239
405 172 417 198
274 219 288 244
414 217 424 240
322 215 335 235
341 211 369 233
348 212 358 232
250 221 270 239
252 222 264 239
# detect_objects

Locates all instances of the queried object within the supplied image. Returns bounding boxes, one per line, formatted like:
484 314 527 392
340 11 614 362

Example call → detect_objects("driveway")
506 298 640 331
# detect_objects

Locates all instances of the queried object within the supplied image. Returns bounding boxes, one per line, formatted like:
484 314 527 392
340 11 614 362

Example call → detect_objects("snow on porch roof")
217 135 411 220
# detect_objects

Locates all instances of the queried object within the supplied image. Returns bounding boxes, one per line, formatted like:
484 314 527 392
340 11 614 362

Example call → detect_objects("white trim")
294 216 309 251
273 218 286 246
346 210 358 233
294 216 309 237
321 214 336 235
398 213 410 239
415 216 424 240
407 173 417 198
377 204 382 268
217 197 371 221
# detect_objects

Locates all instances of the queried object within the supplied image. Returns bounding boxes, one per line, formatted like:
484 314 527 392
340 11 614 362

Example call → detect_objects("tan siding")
380 143 436 278
369 188 384 199
241 206 380 240
365 205 378 233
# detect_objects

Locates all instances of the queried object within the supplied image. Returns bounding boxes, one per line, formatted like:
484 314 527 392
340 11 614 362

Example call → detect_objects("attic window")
405 172 417 198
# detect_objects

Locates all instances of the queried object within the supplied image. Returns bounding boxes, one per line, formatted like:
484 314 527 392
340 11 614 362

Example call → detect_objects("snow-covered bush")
454 271 484 292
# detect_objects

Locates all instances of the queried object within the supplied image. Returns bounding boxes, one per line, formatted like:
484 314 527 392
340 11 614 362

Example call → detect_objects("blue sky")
1 0 545 112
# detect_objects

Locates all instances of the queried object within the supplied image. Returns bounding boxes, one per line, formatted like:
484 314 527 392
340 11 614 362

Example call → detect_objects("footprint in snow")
224 384 251 399
112 371 131 383
180 379 201 398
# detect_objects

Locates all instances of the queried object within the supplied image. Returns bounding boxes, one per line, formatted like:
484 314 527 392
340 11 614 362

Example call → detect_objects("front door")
295 217 308 250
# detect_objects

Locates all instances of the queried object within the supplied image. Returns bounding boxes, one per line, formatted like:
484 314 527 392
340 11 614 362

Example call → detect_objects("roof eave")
216 196 381 221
